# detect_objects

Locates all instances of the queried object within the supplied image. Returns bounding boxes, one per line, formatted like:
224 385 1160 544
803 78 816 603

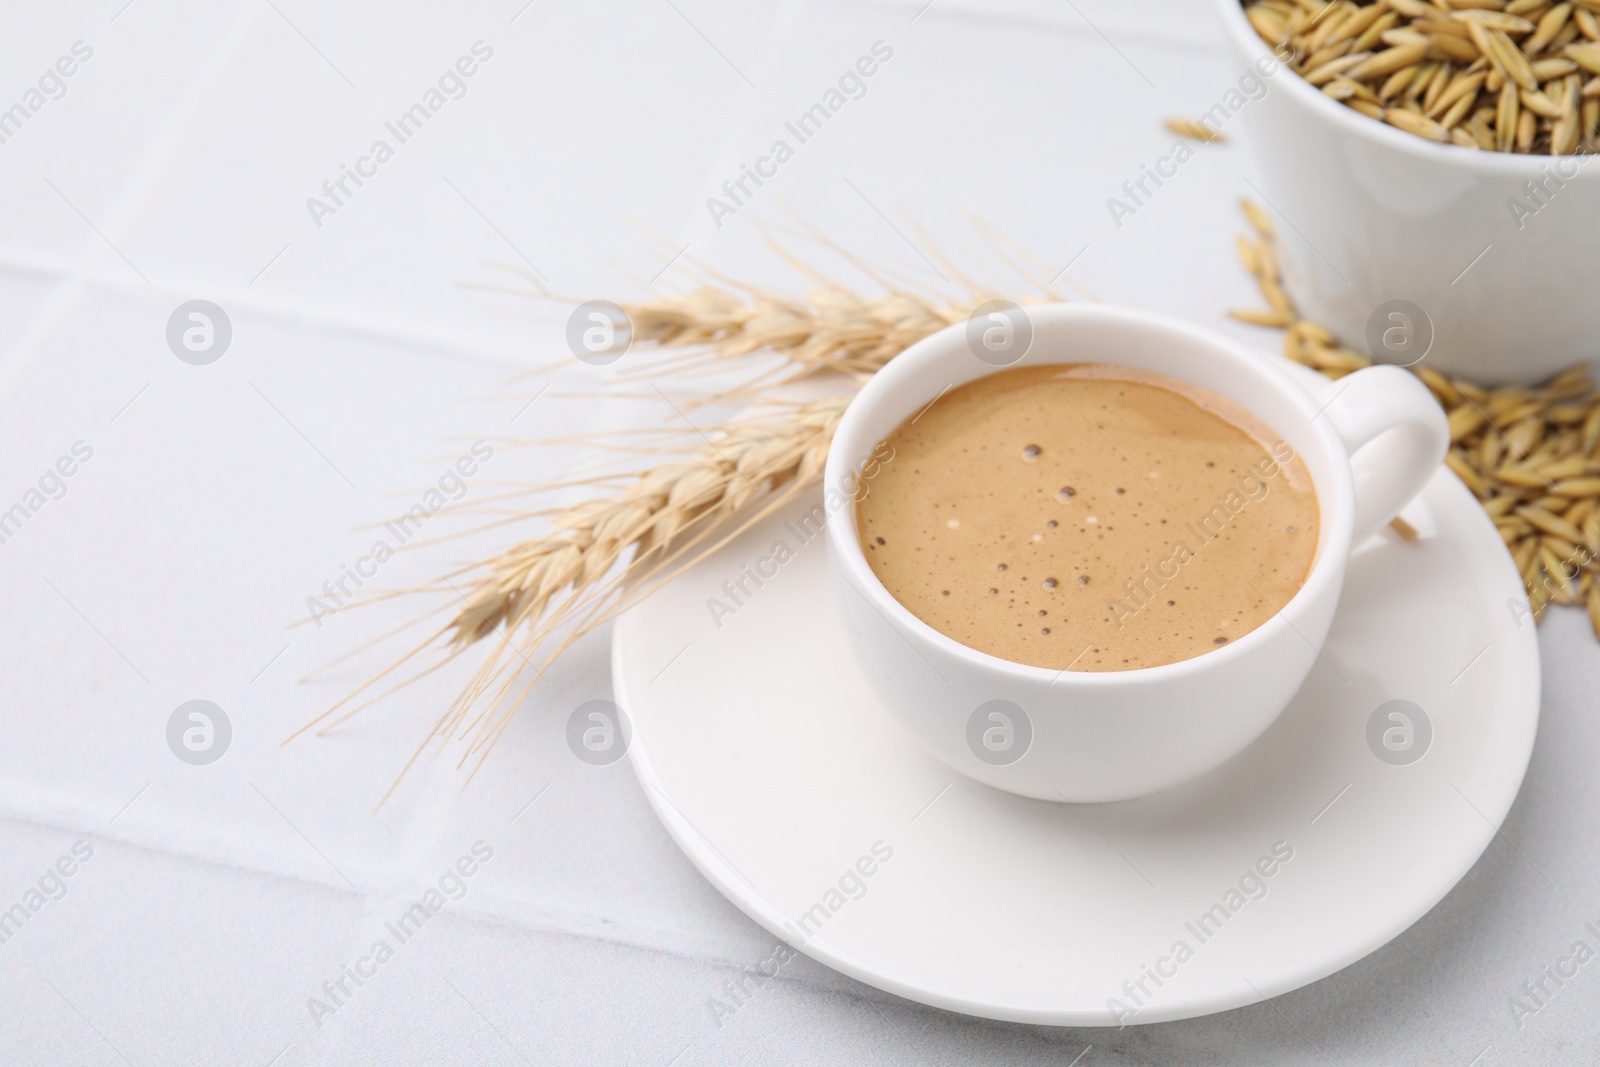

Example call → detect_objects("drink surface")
856 363 1319 671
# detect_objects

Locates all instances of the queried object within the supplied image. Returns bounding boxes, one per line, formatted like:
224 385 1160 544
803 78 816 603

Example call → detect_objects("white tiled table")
2 1 1596 1062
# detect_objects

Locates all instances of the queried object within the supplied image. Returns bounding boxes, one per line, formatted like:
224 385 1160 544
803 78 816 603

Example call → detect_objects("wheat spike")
446 396 845 649
483 216 1075 396
618 285 977 380
295 397 849 800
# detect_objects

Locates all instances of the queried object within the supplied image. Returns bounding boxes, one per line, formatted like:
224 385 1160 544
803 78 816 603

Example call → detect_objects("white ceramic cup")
1214 0 1600 385
824 304 1449 802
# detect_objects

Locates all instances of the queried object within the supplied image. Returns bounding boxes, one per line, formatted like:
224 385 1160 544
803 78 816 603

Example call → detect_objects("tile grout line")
0 2 266 400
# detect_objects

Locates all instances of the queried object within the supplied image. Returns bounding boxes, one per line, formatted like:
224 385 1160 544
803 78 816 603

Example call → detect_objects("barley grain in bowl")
1217 0 1600 383
1247 0 1600 153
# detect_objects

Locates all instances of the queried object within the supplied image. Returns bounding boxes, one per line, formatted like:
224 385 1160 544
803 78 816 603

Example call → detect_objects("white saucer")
612 371 1540 1026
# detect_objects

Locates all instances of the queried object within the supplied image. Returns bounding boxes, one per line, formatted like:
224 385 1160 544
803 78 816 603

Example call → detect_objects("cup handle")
1314 365 1450 545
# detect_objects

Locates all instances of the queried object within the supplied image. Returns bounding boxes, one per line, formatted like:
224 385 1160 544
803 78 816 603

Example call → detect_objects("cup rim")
1213 0 1600 176
824 303 1356 688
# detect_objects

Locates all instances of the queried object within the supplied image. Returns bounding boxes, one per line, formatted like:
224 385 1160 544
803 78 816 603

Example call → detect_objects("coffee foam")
856 363 1319 671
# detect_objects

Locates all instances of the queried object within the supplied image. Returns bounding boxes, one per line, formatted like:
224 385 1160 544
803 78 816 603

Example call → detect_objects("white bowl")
1215 0 1600 385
